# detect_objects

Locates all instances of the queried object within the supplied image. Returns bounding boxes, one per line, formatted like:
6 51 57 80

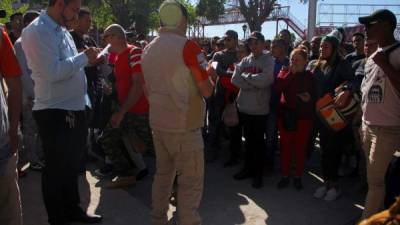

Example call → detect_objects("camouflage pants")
98 113 154 175
20 98 43 164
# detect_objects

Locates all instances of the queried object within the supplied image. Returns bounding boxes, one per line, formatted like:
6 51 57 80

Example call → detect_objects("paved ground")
20 149 367 225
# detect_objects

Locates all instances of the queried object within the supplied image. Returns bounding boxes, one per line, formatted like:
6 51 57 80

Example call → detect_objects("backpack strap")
384 42 400 56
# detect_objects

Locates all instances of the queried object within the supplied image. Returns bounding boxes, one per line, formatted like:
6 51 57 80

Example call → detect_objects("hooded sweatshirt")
231 52 275 115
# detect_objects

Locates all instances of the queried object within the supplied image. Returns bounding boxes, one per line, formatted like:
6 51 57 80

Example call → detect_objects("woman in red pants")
274 48 315 190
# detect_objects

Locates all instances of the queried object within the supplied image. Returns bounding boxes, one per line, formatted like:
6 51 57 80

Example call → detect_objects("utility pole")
307 0 318 41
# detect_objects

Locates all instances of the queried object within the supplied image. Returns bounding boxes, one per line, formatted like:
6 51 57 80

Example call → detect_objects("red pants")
278 118 313 177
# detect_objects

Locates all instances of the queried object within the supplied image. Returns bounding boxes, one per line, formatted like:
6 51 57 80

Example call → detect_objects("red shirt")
182 40 209 84
0 29 21 78
274 70 315 120
114 45 149 114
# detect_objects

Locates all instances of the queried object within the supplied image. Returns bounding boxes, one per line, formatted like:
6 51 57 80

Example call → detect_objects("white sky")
196 0 400 39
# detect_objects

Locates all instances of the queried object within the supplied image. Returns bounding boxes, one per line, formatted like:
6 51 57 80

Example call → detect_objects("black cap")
223 30 238 40
247 31 265 43
359 9 397 30
23 10 39 26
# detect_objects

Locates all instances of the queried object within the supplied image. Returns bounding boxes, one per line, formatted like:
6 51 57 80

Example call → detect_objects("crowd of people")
0 0 399 225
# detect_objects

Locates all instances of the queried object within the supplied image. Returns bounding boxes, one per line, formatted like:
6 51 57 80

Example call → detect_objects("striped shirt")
114 45 149 114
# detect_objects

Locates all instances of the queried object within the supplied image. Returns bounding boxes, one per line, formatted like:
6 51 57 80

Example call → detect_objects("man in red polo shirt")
0 27 23 225
98 24 153 188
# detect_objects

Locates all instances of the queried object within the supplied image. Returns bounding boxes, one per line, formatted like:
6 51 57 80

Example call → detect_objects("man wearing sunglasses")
207 30 241 166
359 9 400 220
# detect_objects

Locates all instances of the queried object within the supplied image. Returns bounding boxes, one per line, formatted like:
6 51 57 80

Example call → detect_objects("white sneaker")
324 187 341 201
314 186 328 199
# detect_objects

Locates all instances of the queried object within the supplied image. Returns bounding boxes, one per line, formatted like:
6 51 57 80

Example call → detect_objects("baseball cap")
223 30 238 40
159 0 188 28
247 31 265 43
359 9 397 30
103 24 126 39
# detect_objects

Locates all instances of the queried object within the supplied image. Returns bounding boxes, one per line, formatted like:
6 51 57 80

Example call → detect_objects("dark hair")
300 40 311 51
238 41 250 54
23 11 39 26
316 38 340 69
10 12 22 21
78 8 91 18
272 38 287 50
279 29 290 35
49 0 72 7
211 36 220 45
352 32 365 39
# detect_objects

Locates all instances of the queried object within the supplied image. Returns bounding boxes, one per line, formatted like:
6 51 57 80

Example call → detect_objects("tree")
196 0 225 22
237 0 276 32
147 0 197 33
83 0 114 29
95 0 163 34
0 0 29 24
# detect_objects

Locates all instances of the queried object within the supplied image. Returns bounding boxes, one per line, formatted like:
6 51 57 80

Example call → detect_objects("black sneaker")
94 164 114 177
233 170 252 180
277 177 290 189
293 177 303 190
30 162 44 171
223 158 238 168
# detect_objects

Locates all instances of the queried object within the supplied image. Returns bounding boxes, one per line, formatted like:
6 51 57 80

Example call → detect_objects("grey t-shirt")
231 52 275 115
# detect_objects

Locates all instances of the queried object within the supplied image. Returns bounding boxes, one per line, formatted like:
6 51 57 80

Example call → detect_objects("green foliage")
147 11 160 32
83 0 114 29
177 0 196 25
26 0 48 6
0 0 29 24
238 0 277 32
196 0 225 22
98 0 163 34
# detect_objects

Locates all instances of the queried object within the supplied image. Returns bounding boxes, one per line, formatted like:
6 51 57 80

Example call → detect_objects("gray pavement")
21 150 366 225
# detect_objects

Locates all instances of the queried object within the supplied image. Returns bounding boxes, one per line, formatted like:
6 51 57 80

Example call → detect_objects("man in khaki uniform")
141 1 213 224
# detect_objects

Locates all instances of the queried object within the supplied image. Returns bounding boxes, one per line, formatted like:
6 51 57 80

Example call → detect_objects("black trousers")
318 122 351 183
33 109 87 224
239 112 268 179
228 124 242 160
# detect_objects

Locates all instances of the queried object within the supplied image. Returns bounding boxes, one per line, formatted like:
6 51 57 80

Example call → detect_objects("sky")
198 0 400 40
